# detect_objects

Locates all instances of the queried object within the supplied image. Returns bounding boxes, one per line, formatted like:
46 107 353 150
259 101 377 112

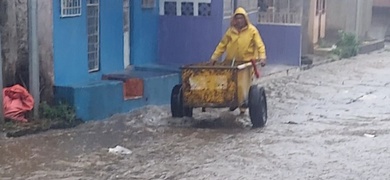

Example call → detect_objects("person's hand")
210 59 217 65
259 59 266 67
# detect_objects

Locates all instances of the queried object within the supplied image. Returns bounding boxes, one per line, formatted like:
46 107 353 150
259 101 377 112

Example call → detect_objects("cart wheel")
170 84 193 118
184 106 193 117
248 85 268 128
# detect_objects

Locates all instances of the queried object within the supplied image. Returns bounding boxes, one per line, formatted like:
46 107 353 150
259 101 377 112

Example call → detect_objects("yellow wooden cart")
170 61 268 128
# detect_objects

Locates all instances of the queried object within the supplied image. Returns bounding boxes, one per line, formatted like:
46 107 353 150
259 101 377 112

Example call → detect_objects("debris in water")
363 133 376 138
108 145 133 155
285 121 299 125
319 115 327 118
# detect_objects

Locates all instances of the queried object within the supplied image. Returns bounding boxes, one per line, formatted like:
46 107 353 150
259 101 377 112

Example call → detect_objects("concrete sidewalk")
259 42 389 83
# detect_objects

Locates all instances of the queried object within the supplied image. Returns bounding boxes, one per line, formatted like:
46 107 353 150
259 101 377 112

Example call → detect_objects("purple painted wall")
158 1 224 66
158 3 301 67
256 24 302 66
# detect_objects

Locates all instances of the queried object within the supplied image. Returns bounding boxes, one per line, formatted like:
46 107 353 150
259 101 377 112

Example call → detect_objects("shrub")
39 102 76 124
332 31 359 59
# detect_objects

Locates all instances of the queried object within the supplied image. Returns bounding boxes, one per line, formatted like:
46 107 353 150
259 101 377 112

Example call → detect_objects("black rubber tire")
248 85 268 128
170 84 193 118
183 106 193 118
171 84 183 117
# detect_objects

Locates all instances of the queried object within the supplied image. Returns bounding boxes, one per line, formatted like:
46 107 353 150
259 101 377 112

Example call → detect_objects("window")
87 0 100 72
198 2 211 16
164 1 177 15
258 0 303 25
160 0 212 16
142 0 156 8
181 2 194 16
60 0 82 17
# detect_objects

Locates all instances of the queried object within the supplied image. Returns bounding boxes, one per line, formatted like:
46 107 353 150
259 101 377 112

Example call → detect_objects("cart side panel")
182 68 237 107
237 66 253 107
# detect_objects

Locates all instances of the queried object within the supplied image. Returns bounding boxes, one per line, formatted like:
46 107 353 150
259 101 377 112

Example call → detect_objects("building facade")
6 0 302 121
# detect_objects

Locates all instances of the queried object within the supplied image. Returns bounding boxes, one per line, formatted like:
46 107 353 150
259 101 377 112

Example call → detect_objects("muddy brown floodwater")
1 46 390 180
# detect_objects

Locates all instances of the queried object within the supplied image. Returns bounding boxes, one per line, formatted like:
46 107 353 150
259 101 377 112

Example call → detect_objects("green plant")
39 102 76 124
331 31 359 59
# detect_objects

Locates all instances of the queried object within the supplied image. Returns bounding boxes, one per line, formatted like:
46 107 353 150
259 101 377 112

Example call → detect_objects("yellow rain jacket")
211 7 266 62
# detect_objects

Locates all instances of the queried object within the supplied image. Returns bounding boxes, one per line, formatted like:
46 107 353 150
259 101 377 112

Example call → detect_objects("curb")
257 57 336 82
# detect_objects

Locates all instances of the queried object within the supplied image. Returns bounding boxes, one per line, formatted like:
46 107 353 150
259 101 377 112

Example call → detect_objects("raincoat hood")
230 7 252 28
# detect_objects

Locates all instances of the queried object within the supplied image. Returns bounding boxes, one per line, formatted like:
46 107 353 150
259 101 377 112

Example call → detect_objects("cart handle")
236 60 261 79
236 61 260 69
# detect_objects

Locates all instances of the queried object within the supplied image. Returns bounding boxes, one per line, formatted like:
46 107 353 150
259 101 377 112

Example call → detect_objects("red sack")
3 84 34 122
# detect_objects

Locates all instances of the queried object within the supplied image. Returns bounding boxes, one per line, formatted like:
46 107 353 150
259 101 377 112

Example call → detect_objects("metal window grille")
142 0 156 8
87 0 100 72
258 0 303 25
61 0 82 17
164 1 177 15
160 0 211 16
198 2 211 16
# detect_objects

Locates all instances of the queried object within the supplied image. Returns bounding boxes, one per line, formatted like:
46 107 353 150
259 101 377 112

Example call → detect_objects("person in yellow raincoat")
210 7 267 64
210 7 267 114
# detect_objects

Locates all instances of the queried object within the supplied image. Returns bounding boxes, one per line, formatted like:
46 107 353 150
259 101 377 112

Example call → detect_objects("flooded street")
2 47 390 179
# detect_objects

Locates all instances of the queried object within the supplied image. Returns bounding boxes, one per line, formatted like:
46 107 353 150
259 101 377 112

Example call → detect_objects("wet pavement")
1 46 390 179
